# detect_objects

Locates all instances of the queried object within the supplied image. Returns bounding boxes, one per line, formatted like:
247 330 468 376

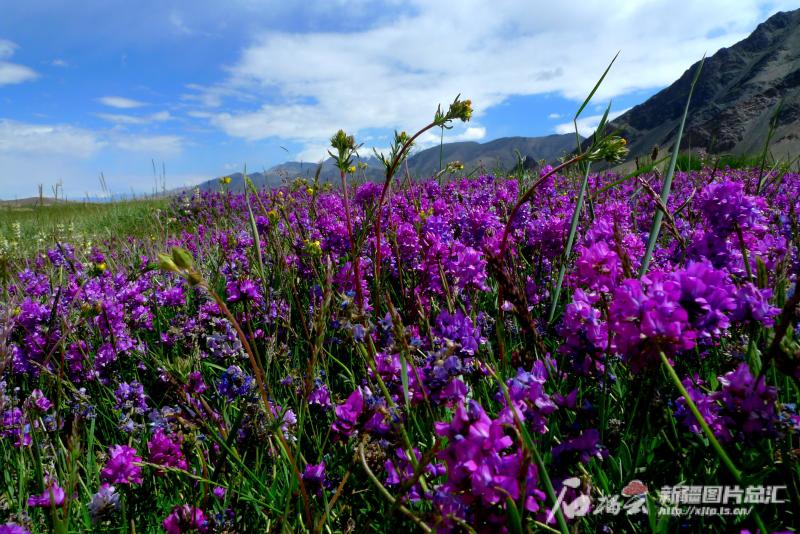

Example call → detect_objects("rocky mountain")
197 134 578 192
609 8 800 160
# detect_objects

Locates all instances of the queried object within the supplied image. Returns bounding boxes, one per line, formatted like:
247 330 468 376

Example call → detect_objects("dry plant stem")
339 169 365 310
497 154 583 258
204 283 313 527
635 175 685 249
314 468 352 533
358 442 432 533
374 121 438 292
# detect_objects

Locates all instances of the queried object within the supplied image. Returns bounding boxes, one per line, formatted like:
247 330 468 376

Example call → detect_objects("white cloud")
96 111 173 125
0 39 16 59
191 0 783 157
51 59 69 68
98 96 147 109
554 108 631 137
169 12 194 35
113 134 183 154
0 119 183 159
548 113 562 119
0 39 37 86
0 119 104 157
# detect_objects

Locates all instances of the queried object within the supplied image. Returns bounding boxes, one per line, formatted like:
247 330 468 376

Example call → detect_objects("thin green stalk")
640 56 705 277
659 351 768 534
659 351 739 476
548 162 591 322
358 442 432 533
755 99 783 194
489 365 569 534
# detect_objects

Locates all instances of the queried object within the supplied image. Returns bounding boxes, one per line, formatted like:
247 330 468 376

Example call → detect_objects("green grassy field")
0 199 168 257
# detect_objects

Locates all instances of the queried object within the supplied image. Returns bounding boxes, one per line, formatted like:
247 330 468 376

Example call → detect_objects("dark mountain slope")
609 8 800 159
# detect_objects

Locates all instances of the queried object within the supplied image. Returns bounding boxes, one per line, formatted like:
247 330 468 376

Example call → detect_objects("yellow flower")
347 165 356 174
96 262 107 272
306 187 314 195
305 239 323 257
267 210 279 225
220 176 232 184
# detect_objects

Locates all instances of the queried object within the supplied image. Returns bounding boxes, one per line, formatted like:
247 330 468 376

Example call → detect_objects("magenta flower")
575 241 623 292
148 429 188 473
302 462 328 496
27 477 67 508
24 389 53 412
331 387 364 437
101 445 143 485
434 400 545 527
163 505 208 534
610 274 696 371
0 523 31 534
558 289 608 375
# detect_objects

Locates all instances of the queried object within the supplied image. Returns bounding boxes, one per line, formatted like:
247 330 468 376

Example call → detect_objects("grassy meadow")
0 93 798 534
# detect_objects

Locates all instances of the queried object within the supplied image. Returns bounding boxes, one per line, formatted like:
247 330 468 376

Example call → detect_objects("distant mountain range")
197 134 578 192
607 8 800 159
199 8 800 192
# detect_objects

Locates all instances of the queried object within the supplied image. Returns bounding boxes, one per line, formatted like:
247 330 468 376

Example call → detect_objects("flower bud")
158 253 180 274
171 247 195 270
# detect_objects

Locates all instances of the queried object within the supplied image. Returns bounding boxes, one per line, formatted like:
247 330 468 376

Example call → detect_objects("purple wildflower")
331 388 364 438
163 505 208 534
610 274 696 371
101 445 143 485
27 477 67 508
575 241 623 292
302 462 328 496
434 400 545 527
0 524 30 534
148 429 188 473
217 366 254 400
88 484 120 523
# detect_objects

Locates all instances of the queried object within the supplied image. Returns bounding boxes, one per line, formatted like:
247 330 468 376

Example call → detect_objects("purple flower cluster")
434 400 545 528
101 445 143 485
675 363 779 442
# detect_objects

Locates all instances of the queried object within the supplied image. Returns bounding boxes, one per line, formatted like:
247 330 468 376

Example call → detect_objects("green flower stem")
548 161 592 323
659 351 768 533
358 442 432 533
489 365 570 534
360 337 430 494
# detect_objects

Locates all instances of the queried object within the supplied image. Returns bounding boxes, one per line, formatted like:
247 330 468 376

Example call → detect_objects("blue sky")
0 0 796 199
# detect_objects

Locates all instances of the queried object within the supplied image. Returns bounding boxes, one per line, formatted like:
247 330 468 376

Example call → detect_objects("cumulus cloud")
0 119 183 157
95 111 173 125
98 96 147 109
0 39 37 86
192 0 788 156
554 108 630 137
0 119 104 157
112 134 183 154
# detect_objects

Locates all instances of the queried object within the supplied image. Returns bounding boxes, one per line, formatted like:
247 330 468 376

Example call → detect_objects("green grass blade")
548 162 592 323
639 55 705 277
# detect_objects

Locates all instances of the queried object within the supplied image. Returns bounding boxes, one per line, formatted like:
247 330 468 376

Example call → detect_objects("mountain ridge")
196 134 579 192
607 8 800 160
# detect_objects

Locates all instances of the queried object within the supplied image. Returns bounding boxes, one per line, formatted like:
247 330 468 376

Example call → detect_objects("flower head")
101 445 143 485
